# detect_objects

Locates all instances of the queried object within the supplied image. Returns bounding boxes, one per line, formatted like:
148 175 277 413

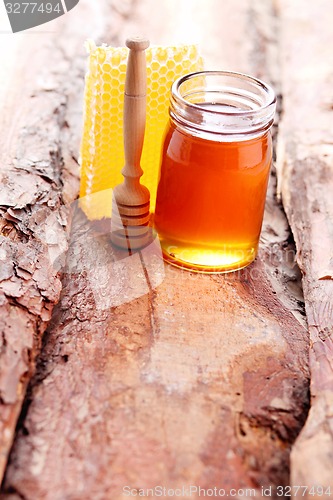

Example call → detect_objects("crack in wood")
0 0 324 497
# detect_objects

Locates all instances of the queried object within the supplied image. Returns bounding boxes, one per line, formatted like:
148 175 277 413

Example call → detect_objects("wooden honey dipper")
111 37 151 250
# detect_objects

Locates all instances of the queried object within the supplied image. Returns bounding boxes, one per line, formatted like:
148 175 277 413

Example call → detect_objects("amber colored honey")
154 122 272 273
79 43 203 220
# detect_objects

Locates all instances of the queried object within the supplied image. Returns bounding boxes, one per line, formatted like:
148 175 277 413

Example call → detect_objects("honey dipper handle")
121 38 150 192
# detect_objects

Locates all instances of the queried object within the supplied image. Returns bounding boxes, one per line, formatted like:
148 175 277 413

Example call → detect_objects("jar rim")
169 70 277 140
172 70 276 116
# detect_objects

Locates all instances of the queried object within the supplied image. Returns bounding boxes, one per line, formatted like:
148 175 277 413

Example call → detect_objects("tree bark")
0 0 112 484
276 0 333 491
0 0 313 498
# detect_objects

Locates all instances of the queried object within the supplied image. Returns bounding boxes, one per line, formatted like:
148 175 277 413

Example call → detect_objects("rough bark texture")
0 0 315 498
3 251 309 500
0 0 109 484
0 32 67 485
276 0 333 490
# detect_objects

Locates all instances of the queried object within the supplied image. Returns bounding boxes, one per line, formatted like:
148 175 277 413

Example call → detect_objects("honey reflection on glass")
154 121 272 273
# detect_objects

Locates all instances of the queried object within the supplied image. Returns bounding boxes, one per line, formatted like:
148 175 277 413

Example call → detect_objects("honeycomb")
79 40 204 220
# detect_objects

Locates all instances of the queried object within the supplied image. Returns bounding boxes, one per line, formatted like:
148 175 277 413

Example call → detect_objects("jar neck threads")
170 71 276 141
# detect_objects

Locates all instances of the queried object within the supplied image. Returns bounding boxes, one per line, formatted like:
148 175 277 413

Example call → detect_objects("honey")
154 71 276 273
155 122 272 272
79 42 203 220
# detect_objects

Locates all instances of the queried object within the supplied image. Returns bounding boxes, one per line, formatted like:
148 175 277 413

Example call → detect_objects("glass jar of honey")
154 71 276 273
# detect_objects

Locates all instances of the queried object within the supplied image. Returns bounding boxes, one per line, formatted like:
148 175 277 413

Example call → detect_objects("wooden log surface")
276 0 333 490
0 0 107 485
1 0 330 497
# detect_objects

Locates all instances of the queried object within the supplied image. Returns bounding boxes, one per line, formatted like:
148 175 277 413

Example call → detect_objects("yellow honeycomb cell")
79 40 204 220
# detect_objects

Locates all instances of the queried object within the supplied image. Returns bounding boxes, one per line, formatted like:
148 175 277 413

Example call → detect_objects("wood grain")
276 0 333 490
0 0 113 486
3 255 309 499
112 38 151 250
0 0 312 498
